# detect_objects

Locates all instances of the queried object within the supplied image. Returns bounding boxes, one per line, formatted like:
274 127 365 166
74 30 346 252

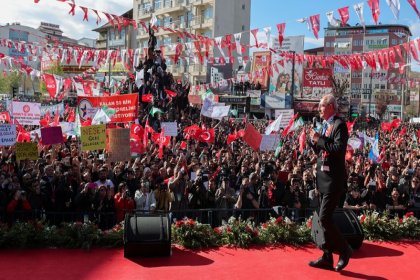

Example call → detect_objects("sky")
1 0 420 48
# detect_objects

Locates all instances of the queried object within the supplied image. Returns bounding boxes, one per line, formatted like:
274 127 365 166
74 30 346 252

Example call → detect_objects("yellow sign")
81 124 106 151
16 143 38 161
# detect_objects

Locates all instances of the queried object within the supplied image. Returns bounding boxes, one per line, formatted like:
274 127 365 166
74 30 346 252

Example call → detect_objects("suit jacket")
311 116 348 194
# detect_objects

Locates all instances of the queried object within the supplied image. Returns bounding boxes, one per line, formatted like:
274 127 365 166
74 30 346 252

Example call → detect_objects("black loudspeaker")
124 213 171 257
311 208 364 250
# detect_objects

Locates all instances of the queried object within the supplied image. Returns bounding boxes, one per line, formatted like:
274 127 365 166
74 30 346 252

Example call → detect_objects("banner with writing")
108 128 131 162
81 124 106 151
16 142 38 161
161 122 178 137
12 101 41 125
0 124 16 146
40 103 64 117
77 94 138 123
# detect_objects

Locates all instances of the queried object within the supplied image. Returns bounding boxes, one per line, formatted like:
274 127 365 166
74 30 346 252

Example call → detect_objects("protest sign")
108 128 130 162
16 142 38 161
41 127 63 145
81 125 106 151
260 134 281 152
161 122 178 136
0 124 16 146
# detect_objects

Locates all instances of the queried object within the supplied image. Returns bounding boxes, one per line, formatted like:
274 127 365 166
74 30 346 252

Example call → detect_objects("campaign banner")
81 124 106 151
41 126 63 145
12 101 41 125
251 51 271 90
161 122 178 137
303 69 333 88
261 92 286 109
108 128 131 162
0 124 16 146
77 94 138 123
302 68 333 100
16 142 38 161
40 103 64 117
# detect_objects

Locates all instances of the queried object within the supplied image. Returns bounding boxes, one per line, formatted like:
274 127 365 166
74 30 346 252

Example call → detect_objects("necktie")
322 122 328 136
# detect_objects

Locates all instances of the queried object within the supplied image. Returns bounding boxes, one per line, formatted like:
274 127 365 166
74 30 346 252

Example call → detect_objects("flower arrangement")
0 211 419 250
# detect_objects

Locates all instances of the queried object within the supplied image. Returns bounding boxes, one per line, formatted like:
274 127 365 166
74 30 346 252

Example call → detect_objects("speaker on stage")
311 208 364 250
124 213 171 258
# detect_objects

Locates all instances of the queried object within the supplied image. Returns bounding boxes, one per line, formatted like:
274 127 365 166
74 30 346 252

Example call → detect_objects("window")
154 0 161 10
163 16 172 27
242 25 245 31
203 6 213 19
163 37 172 45
242 4 246 10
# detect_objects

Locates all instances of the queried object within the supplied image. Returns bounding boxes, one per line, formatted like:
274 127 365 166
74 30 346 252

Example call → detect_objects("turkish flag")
381 122 393 132
81 118 92 127
130 135 145 154
40 111 51 128
198 128 215 143
43 73 59 99
184 124 202 140
67 109 75 123
50 109 60 127
407 0 420 19
165 89 177 98
130 124 144 138
346 119 356 135
399 127 407 136
14 119 31 143
0 112 11 123
151 132 171 146
391 118 401 129
141 93 154 103
338 6 349 26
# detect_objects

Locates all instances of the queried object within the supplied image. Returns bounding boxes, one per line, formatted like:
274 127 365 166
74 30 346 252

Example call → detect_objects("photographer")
235 177 259 220
114 182 135 223
187 170 207 209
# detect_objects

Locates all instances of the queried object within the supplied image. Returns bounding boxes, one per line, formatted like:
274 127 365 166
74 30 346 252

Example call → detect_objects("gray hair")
322 94 338 112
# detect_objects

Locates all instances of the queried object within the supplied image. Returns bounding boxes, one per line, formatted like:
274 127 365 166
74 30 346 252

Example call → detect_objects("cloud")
409 22 420 38
304 37 324 48
1 1 131 40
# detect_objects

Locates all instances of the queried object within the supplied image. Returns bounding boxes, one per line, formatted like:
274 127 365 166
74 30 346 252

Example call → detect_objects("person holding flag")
308 94 353 272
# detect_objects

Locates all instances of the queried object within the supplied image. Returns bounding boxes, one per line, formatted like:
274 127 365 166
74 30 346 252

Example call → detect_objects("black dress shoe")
309 256 333 270
335 246 353 272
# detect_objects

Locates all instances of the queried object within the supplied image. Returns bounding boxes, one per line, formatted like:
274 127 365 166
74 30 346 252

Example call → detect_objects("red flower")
306 219 312 229
214 227 222 235
399 218 403 224
175 220 185 227
245 225 253 233
226 226 232 233
186 219 196 226
405 212 414 218
253 229 259 237
275 216 283 224
360 214 366 224
262 223 268 229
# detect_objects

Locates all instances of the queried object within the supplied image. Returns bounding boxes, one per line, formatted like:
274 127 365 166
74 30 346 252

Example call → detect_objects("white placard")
274 109 295 128
259 134 280 152
12 101 41 125
0 124 16 146
161 122 178 136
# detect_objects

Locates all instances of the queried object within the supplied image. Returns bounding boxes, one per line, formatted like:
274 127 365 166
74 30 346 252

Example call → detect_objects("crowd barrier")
2 207 420 229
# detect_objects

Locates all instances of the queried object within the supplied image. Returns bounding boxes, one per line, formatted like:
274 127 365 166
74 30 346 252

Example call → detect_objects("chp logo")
78 99 97 121
23 105 31 113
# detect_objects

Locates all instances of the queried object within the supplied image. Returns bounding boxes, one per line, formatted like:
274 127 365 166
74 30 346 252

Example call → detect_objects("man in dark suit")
309 94 353 272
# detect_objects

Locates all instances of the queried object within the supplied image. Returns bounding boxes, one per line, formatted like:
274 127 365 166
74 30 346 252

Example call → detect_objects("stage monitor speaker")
311 208 364 250
124 213 171 258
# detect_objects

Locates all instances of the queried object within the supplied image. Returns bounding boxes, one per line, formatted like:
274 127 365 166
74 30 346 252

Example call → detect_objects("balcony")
153 0 187 15
191 0 213 6
137 6 154 19
191 15 213 29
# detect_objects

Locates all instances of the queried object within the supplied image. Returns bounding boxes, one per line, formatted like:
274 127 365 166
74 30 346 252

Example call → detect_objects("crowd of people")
0 40 419 231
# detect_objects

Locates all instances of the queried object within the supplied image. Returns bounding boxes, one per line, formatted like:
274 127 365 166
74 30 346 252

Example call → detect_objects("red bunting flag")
80 6 89 21
407 0 420 19
338 7 350 26
309 14 320 39
276 23 286 47
367 0 380 25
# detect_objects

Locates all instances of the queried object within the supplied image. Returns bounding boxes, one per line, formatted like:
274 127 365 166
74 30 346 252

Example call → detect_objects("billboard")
251 51 271 90
206 62 233 93
301 68 333 100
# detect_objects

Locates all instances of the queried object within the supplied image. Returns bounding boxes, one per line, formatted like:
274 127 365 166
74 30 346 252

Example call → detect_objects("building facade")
133 0 251 84
324 24 412 120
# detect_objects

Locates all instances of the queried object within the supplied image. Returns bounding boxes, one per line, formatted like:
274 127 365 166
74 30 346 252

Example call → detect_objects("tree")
0 71 22 97
330 75 350 115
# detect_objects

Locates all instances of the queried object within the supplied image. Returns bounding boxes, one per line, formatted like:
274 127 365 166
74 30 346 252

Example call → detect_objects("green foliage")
0 71 22 95
172 218 220 249
0 212 419 250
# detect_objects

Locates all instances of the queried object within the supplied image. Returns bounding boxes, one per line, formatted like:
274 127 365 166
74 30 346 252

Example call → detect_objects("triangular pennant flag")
326 11 340 27
338 6 350 26
354 3 366 29
309 14 320 39
386 0 400 19
367 0 380 25
407 0 420 19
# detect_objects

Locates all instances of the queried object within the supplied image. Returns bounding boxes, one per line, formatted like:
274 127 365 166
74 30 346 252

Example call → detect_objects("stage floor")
0 241 419 280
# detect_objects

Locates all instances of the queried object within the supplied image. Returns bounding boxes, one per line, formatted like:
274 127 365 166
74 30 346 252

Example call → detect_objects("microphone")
312 117 318 129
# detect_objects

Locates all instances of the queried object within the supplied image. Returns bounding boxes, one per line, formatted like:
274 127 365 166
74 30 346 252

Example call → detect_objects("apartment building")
324 24 412 119
133 0 251 84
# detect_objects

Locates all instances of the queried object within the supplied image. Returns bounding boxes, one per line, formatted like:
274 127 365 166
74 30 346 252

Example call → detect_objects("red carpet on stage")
0 241 419 280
